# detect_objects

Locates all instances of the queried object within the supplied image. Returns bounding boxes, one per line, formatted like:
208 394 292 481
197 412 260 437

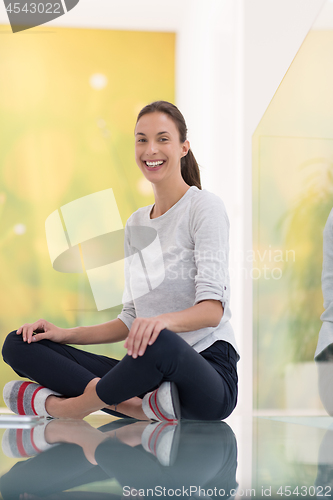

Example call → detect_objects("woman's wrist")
158 313 176 332
64 326 82 344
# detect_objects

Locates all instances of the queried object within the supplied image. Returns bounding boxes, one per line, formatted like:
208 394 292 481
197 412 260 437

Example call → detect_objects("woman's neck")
150 181 191 219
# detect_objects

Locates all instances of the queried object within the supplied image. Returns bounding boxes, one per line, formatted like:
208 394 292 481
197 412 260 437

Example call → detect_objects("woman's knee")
150 328 184 352
2 330 21 364
146 328 188 359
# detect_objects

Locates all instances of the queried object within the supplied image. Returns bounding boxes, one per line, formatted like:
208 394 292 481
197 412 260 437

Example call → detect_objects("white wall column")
176 0 247 417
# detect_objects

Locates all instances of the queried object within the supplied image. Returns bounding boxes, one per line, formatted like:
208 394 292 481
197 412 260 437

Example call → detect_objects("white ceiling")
0 0 189 31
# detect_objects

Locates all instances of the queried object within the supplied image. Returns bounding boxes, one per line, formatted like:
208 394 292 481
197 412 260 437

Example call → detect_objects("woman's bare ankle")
45 378 104 419
107 397 150 421
45 395 85 419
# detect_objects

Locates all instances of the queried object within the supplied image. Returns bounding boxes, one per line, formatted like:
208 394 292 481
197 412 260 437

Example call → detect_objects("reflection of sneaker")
3 381 61 417
141 421 181 466
2 421 56 458
142 381 181 422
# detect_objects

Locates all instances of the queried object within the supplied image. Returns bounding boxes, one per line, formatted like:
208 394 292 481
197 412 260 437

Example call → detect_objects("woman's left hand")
124 315 170 358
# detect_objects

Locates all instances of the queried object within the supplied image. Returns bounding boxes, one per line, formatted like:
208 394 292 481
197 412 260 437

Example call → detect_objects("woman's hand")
124 315 170 359
16 319 68 345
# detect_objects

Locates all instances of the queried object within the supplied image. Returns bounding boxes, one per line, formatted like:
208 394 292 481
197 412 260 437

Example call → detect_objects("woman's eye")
160 137 168 141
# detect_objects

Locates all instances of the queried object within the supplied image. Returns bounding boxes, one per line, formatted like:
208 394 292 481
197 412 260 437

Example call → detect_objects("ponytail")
181 149 201 190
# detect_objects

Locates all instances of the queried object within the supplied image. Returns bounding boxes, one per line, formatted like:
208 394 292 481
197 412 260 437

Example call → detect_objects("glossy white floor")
0 409 332 499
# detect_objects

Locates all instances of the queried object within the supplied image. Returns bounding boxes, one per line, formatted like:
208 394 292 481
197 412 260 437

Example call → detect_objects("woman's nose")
146 141 158 155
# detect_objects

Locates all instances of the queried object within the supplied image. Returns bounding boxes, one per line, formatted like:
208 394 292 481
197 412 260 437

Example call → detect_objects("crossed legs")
2 329 237 420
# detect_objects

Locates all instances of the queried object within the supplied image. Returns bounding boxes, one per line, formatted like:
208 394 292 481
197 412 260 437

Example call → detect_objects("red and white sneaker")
3 381 61 418
142 381 181 423
2 421 57 458
141 421 180 466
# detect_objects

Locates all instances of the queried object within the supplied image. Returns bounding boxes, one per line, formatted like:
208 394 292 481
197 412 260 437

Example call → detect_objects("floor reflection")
0 418 238 499
316 427 333 495
253 416 333 497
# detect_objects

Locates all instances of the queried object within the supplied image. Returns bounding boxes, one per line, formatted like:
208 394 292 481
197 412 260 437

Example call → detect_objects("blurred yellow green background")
253 29 333 409
0 25 175 405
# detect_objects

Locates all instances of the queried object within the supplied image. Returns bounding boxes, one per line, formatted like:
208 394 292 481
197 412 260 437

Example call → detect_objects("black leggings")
2 328 238 420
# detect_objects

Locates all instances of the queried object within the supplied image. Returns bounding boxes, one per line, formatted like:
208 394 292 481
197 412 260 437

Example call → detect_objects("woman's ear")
182 139 190 156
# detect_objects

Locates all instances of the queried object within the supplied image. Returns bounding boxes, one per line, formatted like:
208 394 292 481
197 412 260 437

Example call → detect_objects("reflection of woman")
315 208 333 414
315 426 333 494
2 101 239 421
0 420 238 499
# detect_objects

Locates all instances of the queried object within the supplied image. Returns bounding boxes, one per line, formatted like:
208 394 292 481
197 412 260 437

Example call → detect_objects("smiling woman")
2 101 239 424
134 111 190 218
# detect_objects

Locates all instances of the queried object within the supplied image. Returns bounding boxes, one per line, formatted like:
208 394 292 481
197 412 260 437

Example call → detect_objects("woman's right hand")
16 319 67 345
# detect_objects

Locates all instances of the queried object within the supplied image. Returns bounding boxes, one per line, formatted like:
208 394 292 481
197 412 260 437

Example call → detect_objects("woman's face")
134 112 189 184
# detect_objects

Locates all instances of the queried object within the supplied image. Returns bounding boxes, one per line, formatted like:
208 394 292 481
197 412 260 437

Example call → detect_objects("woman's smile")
144 160 166 171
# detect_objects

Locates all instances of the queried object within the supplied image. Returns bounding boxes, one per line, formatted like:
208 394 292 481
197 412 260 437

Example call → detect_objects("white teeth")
146 161 164 167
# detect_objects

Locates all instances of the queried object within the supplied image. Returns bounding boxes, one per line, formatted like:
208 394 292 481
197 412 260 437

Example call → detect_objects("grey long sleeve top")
117 185 240 359
315 207 333 359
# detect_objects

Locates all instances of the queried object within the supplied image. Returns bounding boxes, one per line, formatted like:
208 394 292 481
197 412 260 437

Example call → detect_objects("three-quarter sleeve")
117 221 137 332
321 208 333 316
315 208 333 358
190 194 230 307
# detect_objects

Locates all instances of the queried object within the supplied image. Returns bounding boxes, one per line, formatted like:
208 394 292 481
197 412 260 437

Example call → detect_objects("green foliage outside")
279 165 333 362
0 26 175 405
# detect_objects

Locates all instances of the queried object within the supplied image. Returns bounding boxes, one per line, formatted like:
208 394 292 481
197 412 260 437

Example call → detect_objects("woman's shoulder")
125 206 150 226
192 187 226 205
190 188 229 222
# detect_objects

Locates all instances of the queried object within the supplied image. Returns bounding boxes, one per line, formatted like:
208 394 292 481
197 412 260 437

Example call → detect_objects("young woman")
2 101 239 422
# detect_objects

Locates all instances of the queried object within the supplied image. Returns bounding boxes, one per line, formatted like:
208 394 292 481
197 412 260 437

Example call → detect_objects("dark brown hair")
135 100 202 190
